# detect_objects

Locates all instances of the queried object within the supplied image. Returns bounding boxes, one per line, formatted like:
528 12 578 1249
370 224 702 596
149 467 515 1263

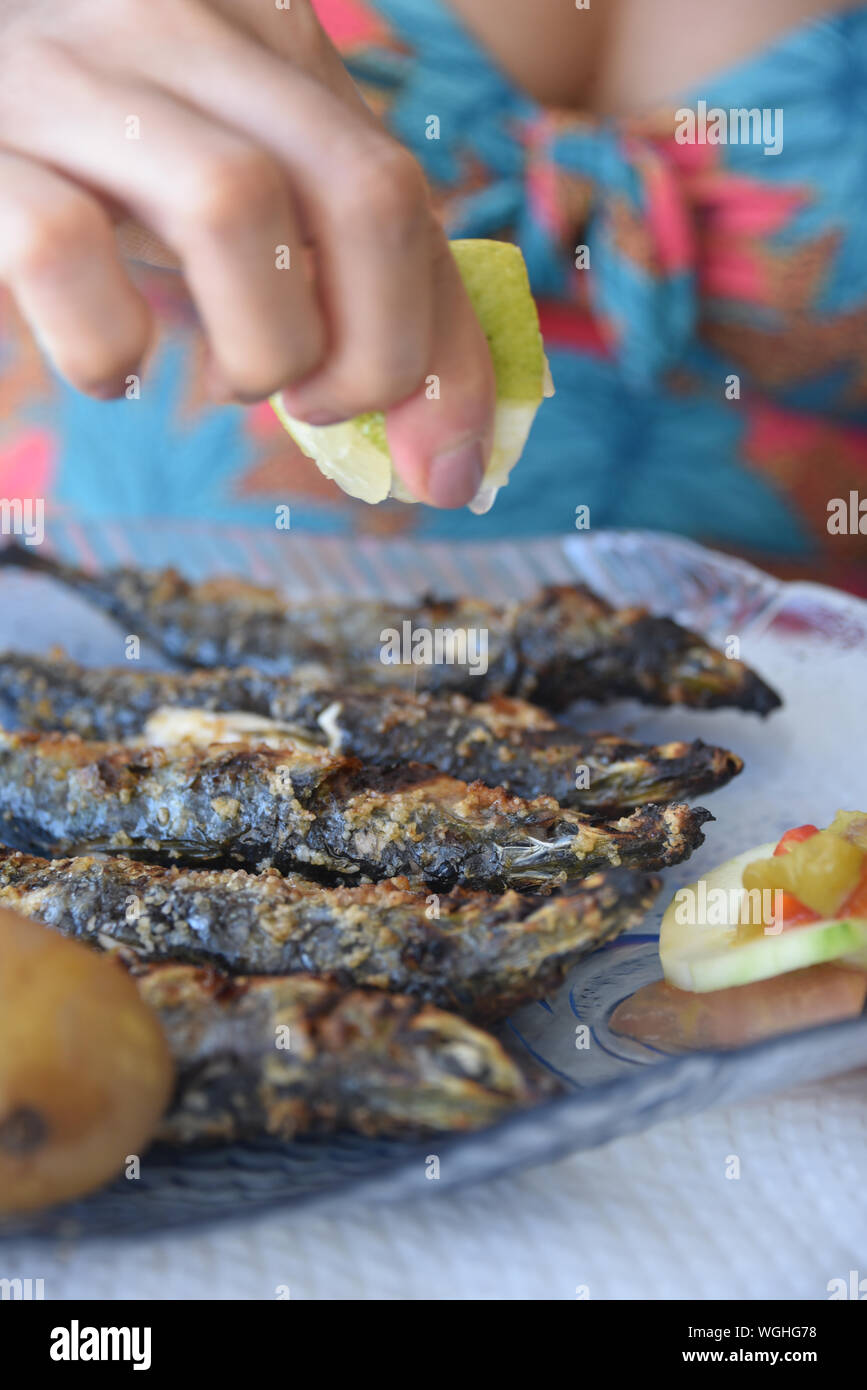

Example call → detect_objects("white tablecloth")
4 1069 864 1301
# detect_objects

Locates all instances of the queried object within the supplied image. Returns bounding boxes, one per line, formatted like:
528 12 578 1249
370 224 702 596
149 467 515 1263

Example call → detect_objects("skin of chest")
445 0 857 113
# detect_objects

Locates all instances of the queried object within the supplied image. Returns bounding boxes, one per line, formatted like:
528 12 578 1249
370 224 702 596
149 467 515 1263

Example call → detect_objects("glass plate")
2 523 865 1240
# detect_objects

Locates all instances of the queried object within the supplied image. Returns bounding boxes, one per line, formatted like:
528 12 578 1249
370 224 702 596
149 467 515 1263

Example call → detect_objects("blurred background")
0 0 865 592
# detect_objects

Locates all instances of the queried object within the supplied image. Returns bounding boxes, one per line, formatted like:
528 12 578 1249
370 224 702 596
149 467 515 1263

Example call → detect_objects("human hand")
0 0 495 507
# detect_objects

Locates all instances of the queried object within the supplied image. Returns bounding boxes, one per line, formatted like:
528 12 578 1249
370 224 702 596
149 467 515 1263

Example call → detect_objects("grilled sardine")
0 847 660 1022
126 962 539 1141
0 653 744 812
0 546 781 713
0 730 711 888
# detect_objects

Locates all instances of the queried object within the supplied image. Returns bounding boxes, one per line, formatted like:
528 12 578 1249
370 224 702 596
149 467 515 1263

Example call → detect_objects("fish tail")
739 669 783 717
0 542 94 612
0 539 59 574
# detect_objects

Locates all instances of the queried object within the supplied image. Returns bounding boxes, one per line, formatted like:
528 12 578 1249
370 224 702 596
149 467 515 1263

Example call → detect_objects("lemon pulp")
270 239 552 508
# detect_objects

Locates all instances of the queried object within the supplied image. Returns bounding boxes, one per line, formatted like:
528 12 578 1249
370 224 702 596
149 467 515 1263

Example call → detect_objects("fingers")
163 142 323 403
124 17 440 420
0 150 150 398
119 4 495 470
0 7 498 507
0 46 325 401
146 2 497 472
276 141 437 423
210 0 377 120
384 235 496 508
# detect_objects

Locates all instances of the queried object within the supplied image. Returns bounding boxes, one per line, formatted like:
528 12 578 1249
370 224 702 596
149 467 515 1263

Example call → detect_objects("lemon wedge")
270 239 552 510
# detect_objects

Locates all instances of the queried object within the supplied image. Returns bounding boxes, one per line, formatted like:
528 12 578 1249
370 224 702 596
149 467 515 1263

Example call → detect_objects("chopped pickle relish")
743 814 867 920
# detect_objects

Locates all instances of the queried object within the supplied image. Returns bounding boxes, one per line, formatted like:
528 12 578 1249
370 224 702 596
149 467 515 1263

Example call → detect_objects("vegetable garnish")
659 813 867 995
743 823 864 920
773 824 819 854
616 814 867 1053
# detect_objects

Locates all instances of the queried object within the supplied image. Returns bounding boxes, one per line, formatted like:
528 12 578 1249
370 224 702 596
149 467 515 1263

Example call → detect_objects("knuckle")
342 145 429 242
59 315 149 397
60 350 136 399
9 199 108 283
325 352 427 416
231 348 323 403
70 375 125 400
178 147 287 236
4 33 69 78
0 36 75 120
223 320 326 401
278 335 327 391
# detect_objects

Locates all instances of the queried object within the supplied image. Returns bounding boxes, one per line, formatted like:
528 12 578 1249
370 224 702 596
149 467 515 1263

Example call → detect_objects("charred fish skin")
0 546 781 714
510 586 782 715
305 764 711 887
0 848 660 1022
123 962 539 1142
0 731 711 888
0 654 290 743
0 654 744 812
319 692 743 811
0 545 336 674
0 730 343 870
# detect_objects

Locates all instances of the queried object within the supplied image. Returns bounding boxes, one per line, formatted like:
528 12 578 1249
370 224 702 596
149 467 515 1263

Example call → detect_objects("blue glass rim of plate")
1 523 865 1241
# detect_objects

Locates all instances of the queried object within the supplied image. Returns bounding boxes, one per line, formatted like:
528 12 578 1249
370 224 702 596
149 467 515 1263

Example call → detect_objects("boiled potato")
0 909 174 1214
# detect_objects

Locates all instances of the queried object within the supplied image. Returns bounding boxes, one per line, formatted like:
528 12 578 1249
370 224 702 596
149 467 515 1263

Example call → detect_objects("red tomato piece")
773 891 820 931
769 826 821 925
774 824 819 856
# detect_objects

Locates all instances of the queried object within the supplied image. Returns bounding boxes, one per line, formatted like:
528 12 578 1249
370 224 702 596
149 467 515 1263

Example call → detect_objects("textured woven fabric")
2 1073 864 1300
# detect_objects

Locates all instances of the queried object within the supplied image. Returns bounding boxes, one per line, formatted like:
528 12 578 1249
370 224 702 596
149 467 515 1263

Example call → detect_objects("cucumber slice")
660 842 867 993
